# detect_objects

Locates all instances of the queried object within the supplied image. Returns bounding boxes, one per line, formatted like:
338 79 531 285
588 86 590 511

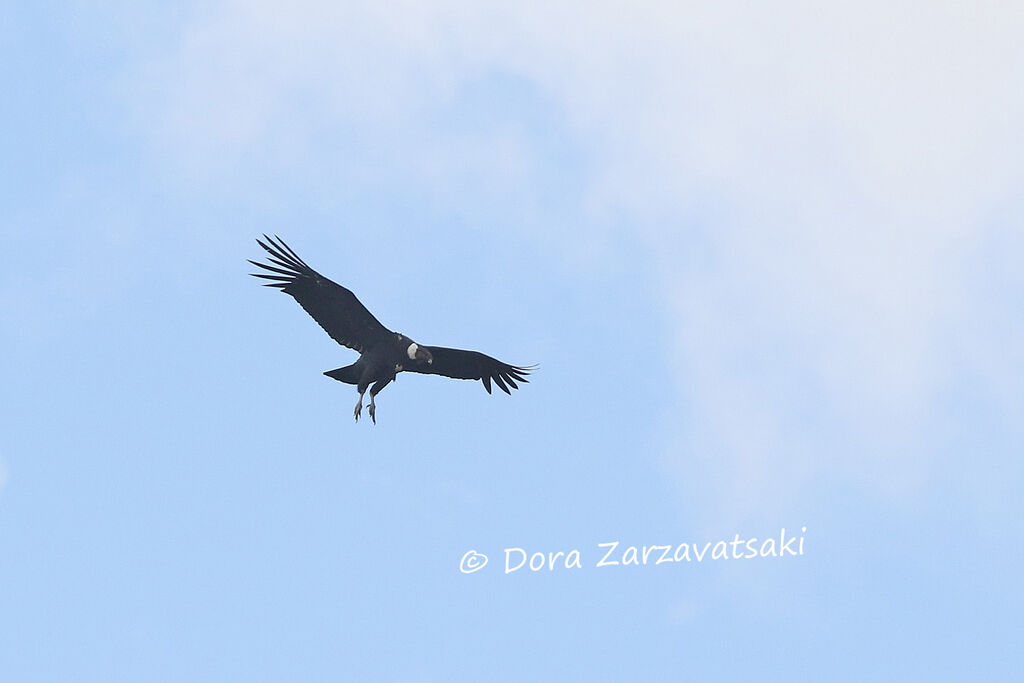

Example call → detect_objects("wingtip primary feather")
272 235 312 269
257 235 306 273
249 261 296 277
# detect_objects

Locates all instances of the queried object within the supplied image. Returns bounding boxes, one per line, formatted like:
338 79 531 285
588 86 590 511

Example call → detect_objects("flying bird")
249 235 533 423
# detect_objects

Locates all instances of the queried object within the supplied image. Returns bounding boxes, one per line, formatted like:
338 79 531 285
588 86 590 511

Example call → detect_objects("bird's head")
406 341 433 365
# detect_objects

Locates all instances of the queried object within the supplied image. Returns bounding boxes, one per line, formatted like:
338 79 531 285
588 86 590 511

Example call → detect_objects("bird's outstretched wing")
405 346 534 394
249 235 392 353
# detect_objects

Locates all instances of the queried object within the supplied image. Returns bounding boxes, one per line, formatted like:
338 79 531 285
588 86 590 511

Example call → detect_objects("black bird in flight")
249 236 533 423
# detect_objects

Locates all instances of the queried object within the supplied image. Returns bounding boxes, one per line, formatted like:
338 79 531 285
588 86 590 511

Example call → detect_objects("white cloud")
133 1 1024 518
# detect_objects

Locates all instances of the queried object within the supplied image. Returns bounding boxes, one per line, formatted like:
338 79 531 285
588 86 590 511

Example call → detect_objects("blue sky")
2 2 1022 680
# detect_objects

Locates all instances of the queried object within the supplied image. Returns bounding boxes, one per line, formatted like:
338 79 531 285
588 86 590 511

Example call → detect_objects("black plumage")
249 235 533 423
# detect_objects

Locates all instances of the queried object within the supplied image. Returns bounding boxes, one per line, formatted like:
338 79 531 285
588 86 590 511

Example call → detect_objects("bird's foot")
353 399 362 422
368 400 376 425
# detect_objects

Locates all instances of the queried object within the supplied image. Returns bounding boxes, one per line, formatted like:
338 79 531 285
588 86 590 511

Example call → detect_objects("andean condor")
249 235 533 423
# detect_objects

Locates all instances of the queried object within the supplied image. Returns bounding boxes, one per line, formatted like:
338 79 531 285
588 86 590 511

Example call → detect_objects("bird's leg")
367 377 392 426
353 390 364 422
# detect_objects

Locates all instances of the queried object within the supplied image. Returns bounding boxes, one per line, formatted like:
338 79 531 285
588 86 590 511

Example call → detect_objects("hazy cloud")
131 1 1024 517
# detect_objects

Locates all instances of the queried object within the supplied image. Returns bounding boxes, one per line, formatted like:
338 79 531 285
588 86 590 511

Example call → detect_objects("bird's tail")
324 364 361 385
